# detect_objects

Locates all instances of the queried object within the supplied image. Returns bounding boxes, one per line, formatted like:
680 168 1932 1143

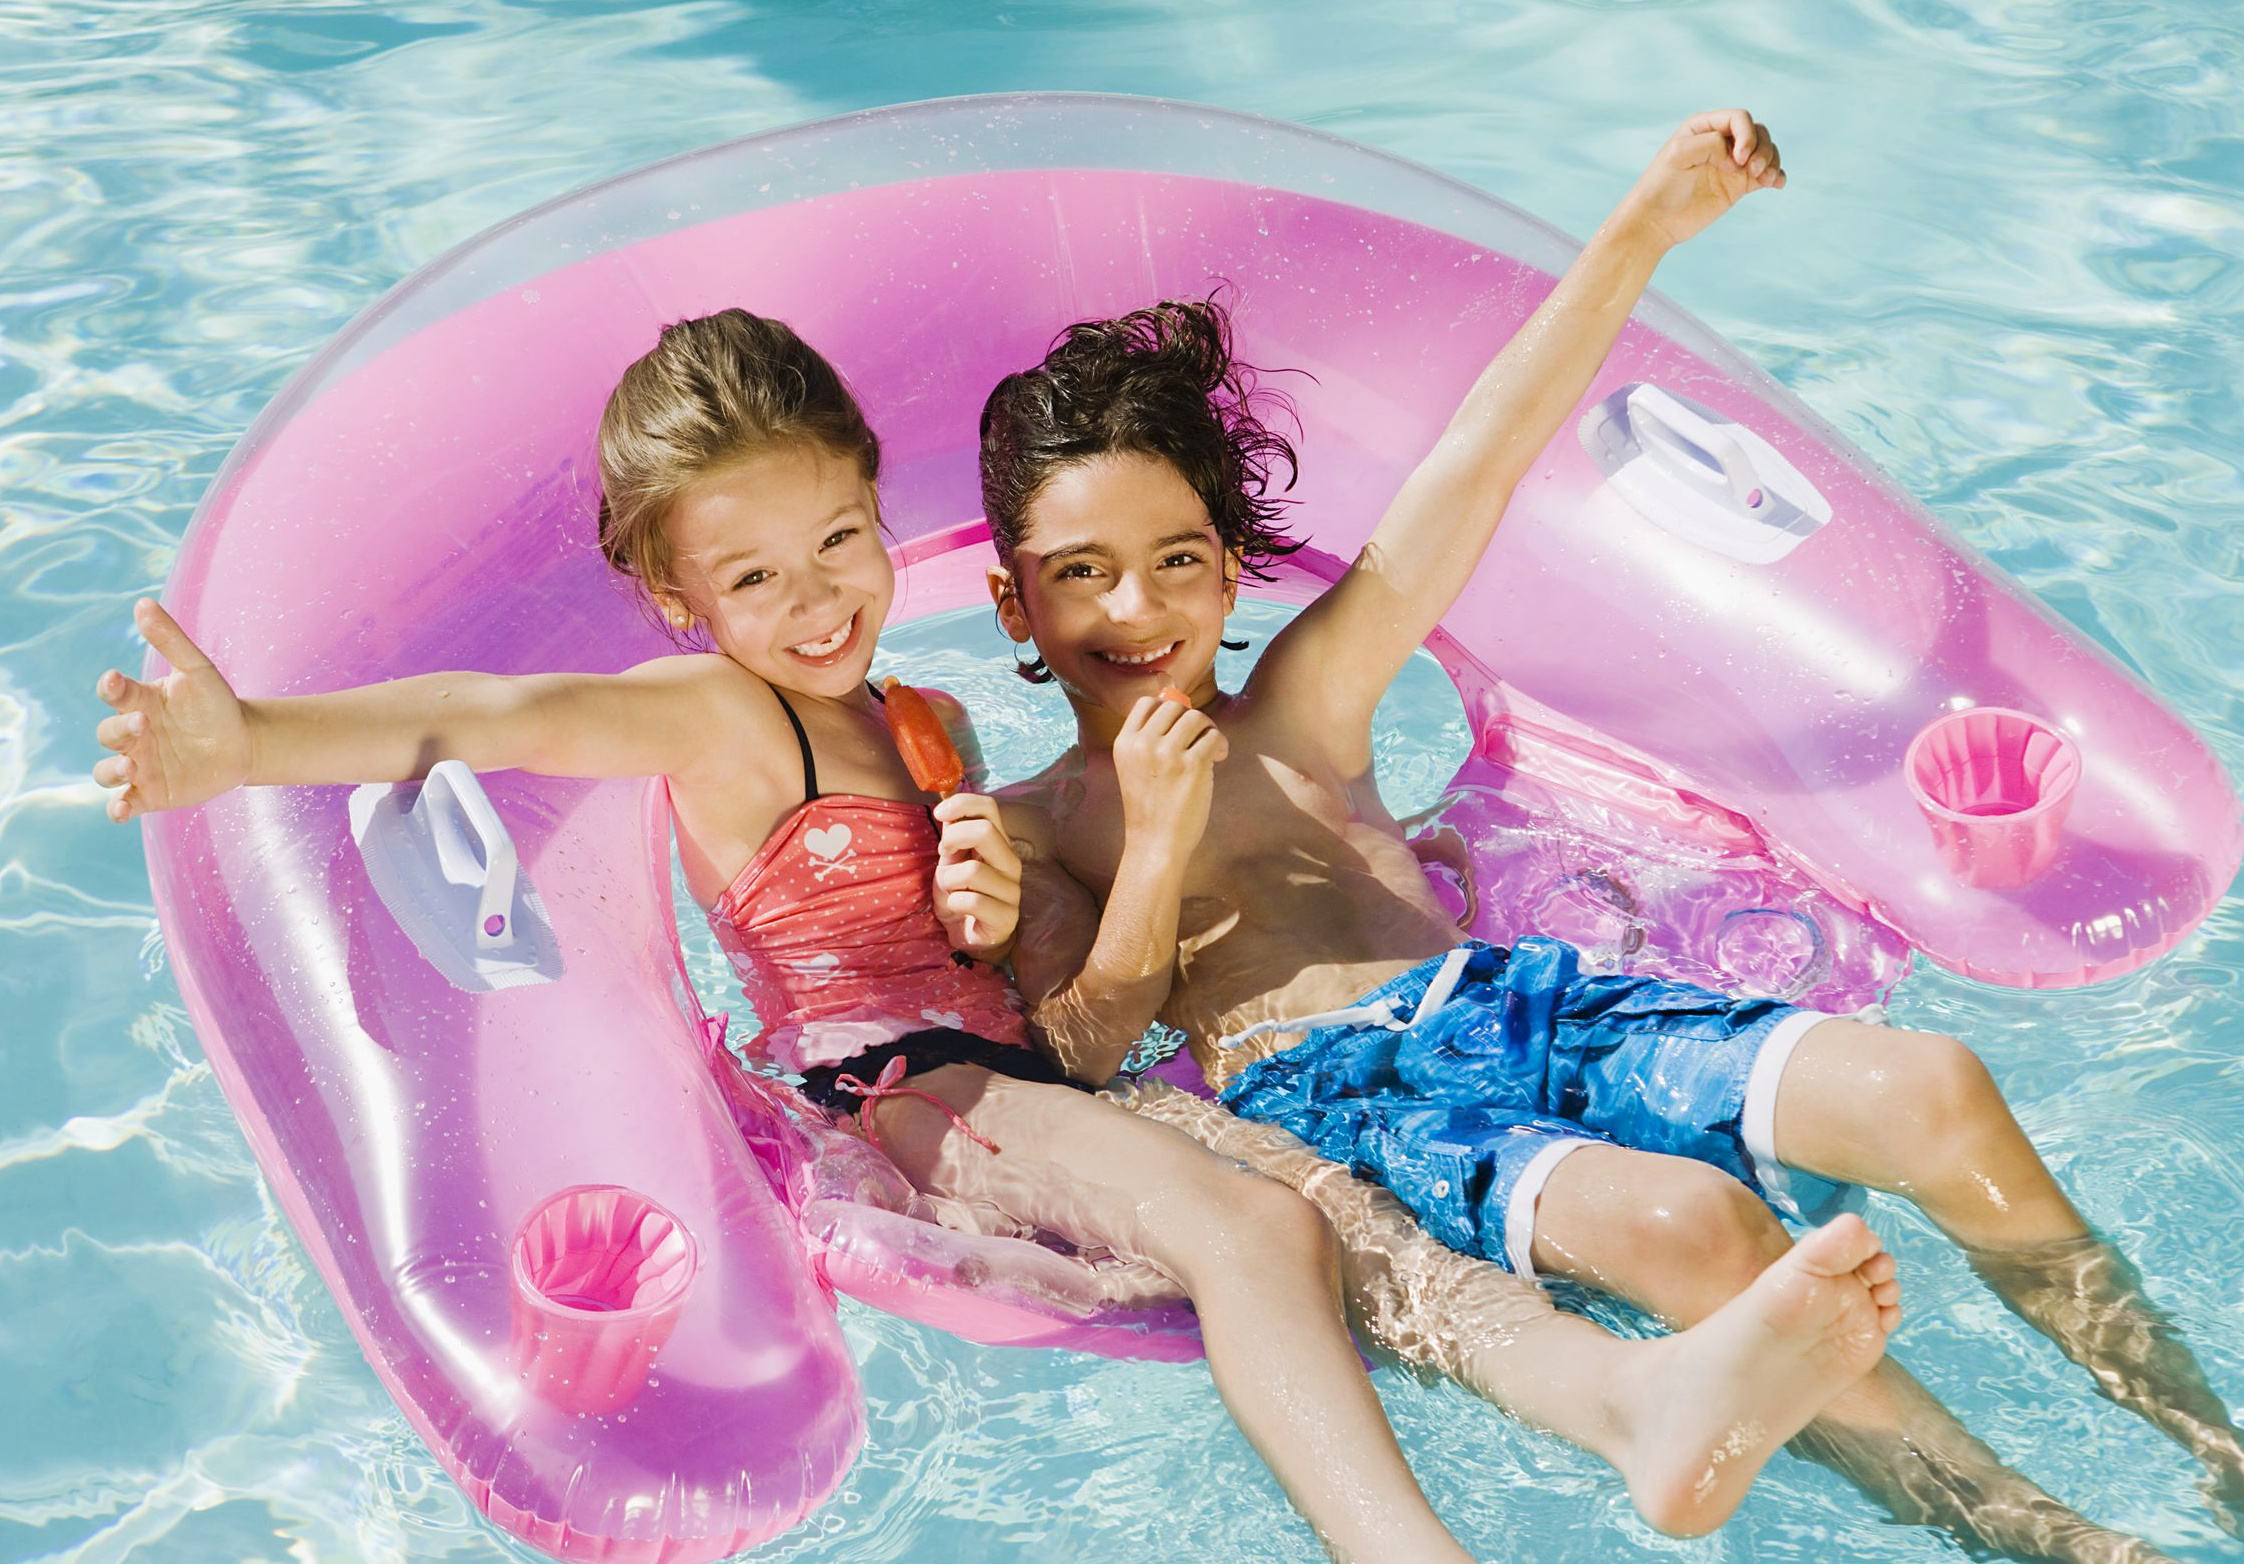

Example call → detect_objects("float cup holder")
509 1185 698 1415
1905 708 2080 890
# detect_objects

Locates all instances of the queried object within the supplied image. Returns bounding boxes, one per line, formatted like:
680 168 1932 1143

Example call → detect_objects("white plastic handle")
1626 385 1762 511
415 760 519 951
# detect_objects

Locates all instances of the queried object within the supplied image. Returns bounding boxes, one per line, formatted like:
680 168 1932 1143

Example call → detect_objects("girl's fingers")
93 754 132 787
108 789 135 823
96 711 141 751
938 817 1022 878
937 857 1020 904
134 599 212 672
945 889 1012 925
931 791 999 825
96 669 142 710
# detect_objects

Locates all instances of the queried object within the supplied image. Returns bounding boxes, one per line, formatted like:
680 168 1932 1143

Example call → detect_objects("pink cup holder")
1905 708 2081 890
509 1185 699 1415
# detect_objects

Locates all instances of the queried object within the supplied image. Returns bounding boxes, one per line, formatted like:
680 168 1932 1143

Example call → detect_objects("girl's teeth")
1106 642 1175 666
792 620 850 656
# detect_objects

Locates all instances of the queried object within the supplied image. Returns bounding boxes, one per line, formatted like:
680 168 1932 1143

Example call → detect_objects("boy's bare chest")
1055 742 1370 902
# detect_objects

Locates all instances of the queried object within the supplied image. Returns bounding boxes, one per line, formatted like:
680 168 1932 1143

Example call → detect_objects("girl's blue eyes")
729 528 862 590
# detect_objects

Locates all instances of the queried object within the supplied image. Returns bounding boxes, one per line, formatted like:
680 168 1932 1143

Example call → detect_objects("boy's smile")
991 451 1237 732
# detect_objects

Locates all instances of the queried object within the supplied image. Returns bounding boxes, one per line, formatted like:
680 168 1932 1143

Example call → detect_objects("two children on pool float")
92 110 2221 1561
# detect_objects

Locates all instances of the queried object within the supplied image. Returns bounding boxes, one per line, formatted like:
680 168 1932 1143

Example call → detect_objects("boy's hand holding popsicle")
1111 687 1227 867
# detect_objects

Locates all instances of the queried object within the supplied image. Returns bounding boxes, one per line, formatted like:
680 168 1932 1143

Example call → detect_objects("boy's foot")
1619 1212 1899 1535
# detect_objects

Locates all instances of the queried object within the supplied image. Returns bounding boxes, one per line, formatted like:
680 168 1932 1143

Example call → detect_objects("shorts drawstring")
1219 945 1476 1050
831 1053 1002 1157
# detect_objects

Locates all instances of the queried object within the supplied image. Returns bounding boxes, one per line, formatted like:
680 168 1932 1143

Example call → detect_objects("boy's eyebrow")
1033 528 1215 567
1031 539 1109 566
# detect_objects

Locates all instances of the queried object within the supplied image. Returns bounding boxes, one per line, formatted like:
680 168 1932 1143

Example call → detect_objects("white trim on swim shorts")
1220 944 1475 1050
1506 1136 1599 1280
1741 1002 1887 1222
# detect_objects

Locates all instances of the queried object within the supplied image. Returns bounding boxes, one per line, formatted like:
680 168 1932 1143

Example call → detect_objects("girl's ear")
987 565 1033 643
654 591 695 632
1223 549 1243 613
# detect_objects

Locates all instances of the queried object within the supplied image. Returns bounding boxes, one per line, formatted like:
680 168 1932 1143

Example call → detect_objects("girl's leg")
862 1064 1471 1564
1773 1019 2244 1517
1532 1143 2174 1563
1117 1080 1904 1538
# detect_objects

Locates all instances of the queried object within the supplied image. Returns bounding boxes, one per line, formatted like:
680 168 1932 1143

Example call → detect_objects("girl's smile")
665 444 893 699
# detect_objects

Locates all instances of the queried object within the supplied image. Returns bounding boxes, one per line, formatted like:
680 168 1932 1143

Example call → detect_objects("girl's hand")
1111 692 1228 860
92 599 254 822
1614 109 1784 253
931 792 1023 958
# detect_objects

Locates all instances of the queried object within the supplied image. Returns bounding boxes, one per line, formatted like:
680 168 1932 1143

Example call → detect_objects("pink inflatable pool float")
144 95 2241 1560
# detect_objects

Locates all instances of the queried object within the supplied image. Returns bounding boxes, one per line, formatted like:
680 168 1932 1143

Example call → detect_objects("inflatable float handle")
418 760 519 950
1626 384 1762 511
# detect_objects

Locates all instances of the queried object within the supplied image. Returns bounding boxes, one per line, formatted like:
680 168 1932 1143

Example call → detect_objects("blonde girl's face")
662 443 894 699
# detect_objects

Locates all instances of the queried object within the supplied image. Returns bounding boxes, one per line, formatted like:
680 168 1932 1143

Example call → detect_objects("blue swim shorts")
1216 937 1868 1277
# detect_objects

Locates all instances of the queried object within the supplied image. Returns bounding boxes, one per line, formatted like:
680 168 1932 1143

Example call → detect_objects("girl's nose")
795 569 846 613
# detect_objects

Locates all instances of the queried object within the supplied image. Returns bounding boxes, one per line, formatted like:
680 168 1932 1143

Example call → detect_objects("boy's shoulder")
991 754 1083 859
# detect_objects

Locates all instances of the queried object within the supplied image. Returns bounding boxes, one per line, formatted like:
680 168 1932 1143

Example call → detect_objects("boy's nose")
1103 572 1158 622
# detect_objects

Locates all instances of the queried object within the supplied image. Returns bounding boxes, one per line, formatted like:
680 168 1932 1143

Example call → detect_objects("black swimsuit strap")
769 688 819 801
769 682 886 803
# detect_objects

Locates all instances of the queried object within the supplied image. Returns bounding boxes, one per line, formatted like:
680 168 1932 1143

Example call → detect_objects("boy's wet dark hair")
978 296 1306 580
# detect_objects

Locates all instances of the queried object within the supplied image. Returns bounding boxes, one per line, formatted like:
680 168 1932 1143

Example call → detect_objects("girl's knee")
1179 1167 1337 1270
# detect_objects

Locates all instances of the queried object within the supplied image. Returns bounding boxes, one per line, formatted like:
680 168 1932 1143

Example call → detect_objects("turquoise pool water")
7 2 2244 1559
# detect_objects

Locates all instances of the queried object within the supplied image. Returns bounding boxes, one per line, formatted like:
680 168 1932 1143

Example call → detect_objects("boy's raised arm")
1267 110 1785 745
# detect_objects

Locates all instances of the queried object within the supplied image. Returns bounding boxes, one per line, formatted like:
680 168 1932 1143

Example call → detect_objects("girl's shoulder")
629 653 797 787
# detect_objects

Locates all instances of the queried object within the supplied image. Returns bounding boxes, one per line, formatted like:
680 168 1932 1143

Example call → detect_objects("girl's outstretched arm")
92 597 738 820
1261 110 1785 750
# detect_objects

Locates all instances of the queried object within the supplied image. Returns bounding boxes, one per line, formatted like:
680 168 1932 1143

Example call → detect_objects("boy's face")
663 443 894 700
991 451 1237 715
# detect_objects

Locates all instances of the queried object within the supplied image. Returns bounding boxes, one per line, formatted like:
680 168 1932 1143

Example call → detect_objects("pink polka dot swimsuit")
701 689 1027 1077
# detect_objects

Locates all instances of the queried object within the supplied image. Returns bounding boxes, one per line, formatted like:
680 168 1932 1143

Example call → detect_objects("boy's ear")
987 564 1032 643
1223 549 1243 613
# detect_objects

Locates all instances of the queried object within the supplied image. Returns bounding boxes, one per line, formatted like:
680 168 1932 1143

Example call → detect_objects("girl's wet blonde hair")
596 309 881 641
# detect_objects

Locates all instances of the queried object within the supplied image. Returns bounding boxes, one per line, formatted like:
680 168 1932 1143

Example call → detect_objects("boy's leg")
1532 1143 2174 1563
1771 1019 2244 1517
863 1065 1473 1564
1116 1079 1903 1538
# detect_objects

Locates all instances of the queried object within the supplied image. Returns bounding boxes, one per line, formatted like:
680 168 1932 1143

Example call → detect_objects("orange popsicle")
1158 686 1193 707
881 677 965 797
